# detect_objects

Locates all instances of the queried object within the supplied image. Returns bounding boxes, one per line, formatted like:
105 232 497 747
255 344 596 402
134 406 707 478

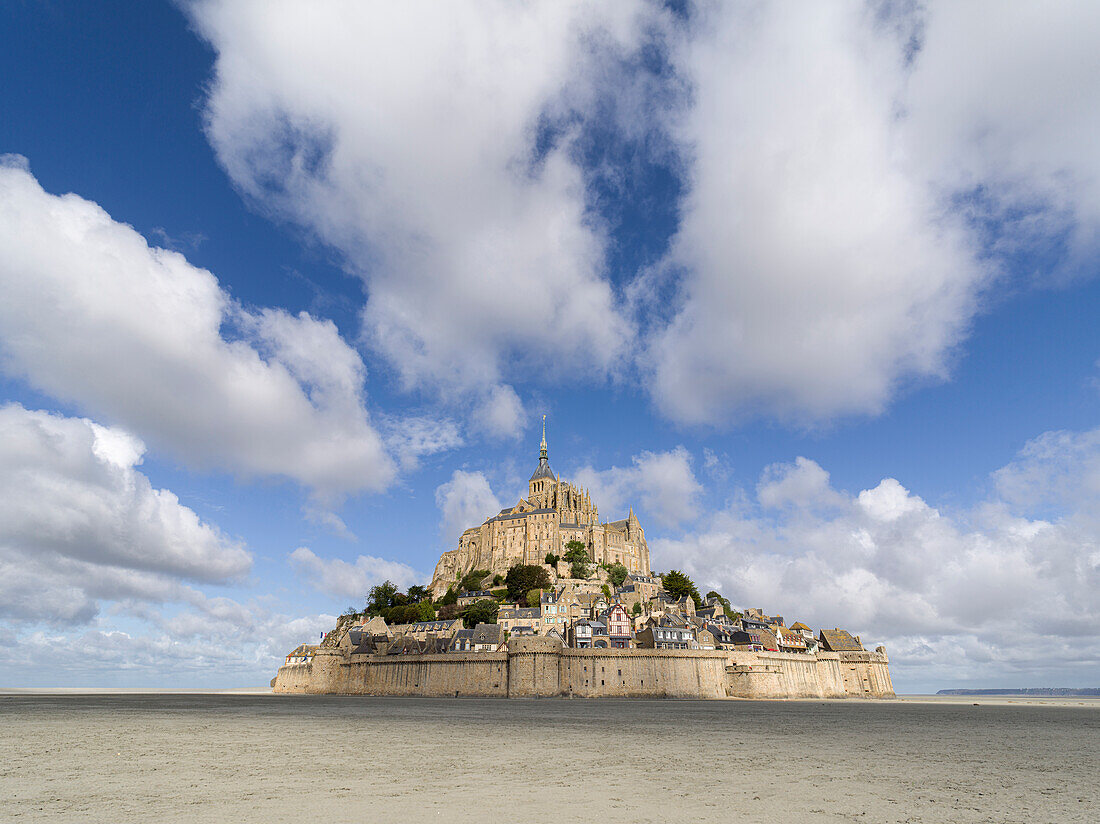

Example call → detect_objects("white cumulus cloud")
188 0 650 425
435 470 503 547
0 161 395 497
0 403 250 624
289 546 424 601
574 446 702 528
653 444 1100 691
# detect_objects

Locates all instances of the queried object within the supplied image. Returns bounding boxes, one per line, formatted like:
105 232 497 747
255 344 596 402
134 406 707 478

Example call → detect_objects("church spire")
540 414 548 461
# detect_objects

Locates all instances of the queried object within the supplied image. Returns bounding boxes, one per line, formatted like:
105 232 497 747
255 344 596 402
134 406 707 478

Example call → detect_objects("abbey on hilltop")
430 419 651 596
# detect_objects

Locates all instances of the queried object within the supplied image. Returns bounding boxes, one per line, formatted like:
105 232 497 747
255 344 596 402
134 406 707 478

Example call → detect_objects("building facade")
431 422 651 595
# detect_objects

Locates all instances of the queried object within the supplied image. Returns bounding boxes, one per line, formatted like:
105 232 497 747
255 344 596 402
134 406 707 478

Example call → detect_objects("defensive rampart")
273 637 893 699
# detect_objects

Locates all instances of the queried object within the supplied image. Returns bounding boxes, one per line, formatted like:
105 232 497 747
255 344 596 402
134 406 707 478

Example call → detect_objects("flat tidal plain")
1 694 1097 823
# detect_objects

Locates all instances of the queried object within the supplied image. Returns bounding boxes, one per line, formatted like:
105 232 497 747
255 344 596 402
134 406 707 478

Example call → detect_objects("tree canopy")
606 563 629 587
462 598 499 628
505 564 551 603
366 580 399 615
564 541 590 579
460 568 491 593
662 569 702 608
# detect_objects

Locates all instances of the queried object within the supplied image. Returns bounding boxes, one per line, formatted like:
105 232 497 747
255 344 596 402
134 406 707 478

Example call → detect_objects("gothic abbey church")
430 422 652 596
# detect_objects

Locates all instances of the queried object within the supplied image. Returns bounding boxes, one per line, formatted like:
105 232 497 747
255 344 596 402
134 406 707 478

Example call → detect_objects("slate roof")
530 457 555 481
819 629 864 652
471 623 503 645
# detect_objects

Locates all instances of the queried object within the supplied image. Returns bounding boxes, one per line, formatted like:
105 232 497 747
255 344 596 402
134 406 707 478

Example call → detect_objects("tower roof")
530 415 554 481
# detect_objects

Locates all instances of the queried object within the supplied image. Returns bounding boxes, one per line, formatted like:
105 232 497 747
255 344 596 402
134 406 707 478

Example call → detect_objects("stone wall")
272 640 894 699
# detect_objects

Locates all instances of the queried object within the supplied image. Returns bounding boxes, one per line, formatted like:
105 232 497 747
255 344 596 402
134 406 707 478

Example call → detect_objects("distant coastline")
937 688 1100 697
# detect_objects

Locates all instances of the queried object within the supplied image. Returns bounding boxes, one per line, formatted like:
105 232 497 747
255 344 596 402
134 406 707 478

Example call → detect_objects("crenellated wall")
273 641 894 699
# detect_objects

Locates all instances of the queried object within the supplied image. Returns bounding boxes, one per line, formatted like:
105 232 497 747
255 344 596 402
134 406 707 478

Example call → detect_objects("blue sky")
1 1 1098 692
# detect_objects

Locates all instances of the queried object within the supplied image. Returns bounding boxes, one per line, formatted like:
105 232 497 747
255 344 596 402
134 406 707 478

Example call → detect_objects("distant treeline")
937 688 1100 696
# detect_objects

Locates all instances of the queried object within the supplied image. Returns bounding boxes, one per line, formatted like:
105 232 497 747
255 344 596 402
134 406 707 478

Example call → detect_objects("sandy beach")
2 693 1097 823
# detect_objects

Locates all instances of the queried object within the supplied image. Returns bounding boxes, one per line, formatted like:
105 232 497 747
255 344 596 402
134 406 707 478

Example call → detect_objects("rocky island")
274 424 893 699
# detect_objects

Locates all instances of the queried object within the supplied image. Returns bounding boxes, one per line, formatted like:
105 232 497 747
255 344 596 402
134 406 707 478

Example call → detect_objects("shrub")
492 574 504 586
632 602 642 616
544 553 560 566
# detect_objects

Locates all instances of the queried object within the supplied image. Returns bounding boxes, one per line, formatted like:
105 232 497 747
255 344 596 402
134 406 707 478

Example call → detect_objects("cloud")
435 470 503 546
289 547 423 601
653 442 1100 690
188 0 652 416
0 598 336 687
0 403 250 624
646 2 987 425
380 414 464 473
758 457 846 512
906 2 1100 279
0 161 395 497
574 446 702 528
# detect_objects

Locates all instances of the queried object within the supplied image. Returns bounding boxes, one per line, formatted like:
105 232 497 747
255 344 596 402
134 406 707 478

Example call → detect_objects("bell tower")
528 415 554 505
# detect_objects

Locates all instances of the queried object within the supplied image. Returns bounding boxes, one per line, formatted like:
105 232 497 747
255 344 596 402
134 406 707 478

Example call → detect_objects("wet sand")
2 694 1097 823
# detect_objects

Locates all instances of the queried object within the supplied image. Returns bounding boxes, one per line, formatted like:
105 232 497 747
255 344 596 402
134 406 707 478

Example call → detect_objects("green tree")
439 586 458 606
407 585 430 603
544 552 560 566
416 600 437 621
631 602 642 616
366 580 398 615
505 564 552 603
606 563 629 588
463 598 499 628
492 574 504 586
526 589 543 608
460 568 491 593
600 584 612 600
662 569 702 608
563 541 589 579
563 541 588 563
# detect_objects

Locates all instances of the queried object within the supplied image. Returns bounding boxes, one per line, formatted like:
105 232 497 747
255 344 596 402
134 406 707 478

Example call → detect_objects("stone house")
818 629 864 652
498 606 542 634
730 628 777 652
389 618 464 641
635 617 695 650
456 590 496 607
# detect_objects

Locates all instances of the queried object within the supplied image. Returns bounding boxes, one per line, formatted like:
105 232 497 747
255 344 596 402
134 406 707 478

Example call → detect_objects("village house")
600 602 634 648
818 629 865 652
456 590 496 608
388 618 464 641
636 616 696 650
448 623 504 652
497 606 542 634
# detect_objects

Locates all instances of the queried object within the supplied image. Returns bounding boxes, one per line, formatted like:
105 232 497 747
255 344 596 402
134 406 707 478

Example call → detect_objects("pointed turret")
529 415 554 483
